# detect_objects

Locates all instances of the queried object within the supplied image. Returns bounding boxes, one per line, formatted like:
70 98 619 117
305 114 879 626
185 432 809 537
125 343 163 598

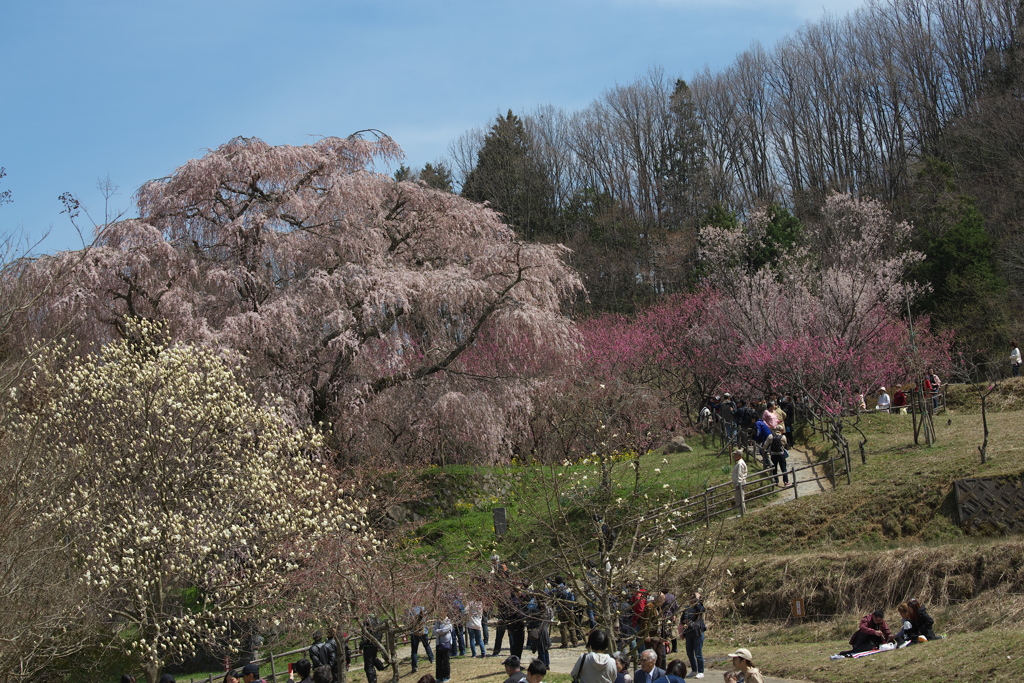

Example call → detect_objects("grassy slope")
716 408 1024 554
690 406 1024 682
412 434 737 561
417 402 1024 682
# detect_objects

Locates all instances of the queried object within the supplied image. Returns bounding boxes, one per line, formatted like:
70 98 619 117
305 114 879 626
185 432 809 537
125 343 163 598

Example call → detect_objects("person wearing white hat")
724 648 762 683
875 387 891 413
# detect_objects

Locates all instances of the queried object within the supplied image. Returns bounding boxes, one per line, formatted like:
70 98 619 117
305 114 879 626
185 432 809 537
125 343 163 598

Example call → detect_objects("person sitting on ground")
634 649 665 683
903 598 938 643
525 659 548 683
894 603 913 646
570 629 617 683
725 648 763 683
840 609 892 655
875 387 891 412
651 659 687 683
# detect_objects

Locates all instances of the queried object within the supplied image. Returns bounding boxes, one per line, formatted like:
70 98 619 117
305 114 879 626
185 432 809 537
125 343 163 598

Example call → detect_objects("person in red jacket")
840 609 892 655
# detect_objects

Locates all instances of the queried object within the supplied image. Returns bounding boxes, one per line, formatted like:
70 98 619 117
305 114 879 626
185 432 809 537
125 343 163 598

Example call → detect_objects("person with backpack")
552 576 579 648
768 433 790 487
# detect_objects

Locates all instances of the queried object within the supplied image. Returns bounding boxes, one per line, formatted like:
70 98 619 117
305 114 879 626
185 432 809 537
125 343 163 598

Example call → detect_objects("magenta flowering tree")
34 136 583 465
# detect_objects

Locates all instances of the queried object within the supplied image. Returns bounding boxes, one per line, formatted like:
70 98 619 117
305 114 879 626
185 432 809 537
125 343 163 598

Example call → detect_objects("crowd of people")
705 393 799 515
130 588 942 683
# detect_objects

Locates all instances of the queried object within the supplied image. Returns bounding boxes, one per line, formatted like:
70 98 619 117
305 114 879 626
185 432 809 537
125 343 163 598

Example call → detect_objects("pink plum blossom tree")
34 136 583 465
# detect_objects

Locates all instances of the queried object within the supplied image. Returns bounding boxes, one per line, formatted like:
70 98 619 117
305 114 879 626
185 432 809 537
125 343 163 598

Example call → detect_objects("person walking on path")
731 450 747 516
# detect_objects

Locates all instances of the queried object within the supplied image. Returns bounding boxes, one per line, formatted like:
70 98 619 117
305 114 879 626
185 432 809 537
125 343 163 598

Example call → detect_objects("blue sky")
1 0 864 253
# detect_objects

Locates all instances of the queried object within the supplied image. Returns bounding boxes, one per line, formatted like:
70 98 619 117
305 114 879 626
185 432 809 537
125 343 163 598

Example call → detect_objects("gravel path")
763 445 829 508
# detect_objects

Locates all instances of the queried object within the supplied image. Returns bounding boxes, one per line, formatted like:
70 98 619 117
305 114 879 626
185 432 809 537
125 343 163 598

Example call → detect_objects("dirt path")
762 445 829 508
376 643 814 683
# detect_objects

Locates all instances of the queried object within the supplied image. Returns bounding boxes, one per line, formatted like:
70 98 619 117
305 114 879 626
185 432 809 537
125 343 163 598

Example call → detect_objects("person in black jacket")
904 599 938 642
679 592 706 678
309 631 338 681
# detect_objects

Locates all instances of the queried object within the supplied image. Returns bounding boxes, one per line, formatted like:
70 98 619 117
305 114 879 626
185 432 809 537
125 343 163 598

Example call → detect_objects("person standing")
761 402 783 433
928 369 942 411
779 395 794 445
875 387 891 413
680 592 706 679
720 394 737 444
1011 342 1022 377
658 589 679 654
435 617 453 683
768 433 789 487
731 450 747 516
408 606 434 672
360 617 387 683
569 627 617 683
466 599 486 658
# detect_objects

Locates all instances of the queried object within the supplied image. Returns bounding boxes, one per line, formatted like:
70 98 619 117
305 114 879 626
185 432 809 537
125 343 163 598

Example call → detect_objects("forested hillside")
2 0 1023 681
442 0 1022 355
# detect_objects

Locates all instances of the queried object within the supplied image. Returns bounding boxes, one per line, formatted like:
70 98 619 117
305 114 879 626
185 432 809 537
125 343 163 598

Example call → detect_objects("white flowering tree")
496 453 714 656
7 321 368 683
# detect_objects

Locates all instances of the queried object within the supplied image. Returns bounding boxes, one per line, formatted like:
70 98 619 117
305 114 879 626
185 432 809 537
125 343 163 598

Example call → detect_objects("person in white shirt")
1011 342 1021 377
875 387 891 412
731 450 747 516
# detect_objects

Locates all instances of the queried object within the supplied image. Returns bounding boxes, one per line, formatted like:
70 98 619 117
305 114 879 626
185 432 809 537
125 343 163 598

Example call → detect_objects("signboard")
493 507 507 537
791 598 806 618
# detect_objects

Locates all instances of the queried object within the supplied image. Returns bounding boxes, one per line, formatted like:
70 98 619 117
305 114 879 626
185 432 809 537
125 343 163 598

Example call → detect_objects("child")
525 659 548 683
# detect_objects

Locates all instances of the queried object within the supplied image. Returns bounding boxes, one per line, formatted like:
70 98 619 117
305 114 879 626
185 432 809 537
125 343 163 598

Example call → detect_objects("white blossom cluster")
8 320 370 679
